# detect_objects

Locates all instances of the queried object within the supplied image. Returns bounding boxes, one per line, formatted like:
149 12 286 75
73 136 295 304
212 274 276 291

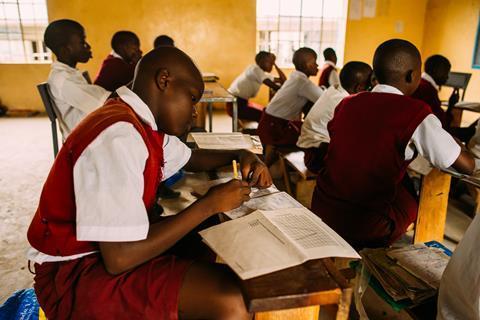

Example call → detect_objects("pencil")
232 160 238 179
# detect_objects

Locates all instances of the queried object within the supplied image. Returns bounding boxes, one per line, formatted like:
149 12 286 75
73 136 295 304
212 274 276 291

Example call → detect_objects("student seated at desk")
27 47 272 320
154 34 175 48
227 51 287 122
257 47 324 147
44 19 110 138
311 39 475 249
94 31 142 91
318 48 340 88
297 61 372 173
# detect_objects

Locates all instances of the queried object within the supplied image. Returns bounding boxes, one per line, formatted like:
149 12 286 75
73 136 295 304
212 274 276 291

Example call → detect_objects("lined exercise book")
200 208 360 280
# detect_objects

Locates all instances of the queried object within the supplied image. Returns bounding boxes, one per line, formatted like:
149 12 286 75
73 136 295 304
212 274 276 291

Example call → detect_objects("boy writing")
228 51 286 122
27 47 271 319
297 61 372 173
94 31 143 91
311 39 474 249
257 47 323 147
44 19 110 138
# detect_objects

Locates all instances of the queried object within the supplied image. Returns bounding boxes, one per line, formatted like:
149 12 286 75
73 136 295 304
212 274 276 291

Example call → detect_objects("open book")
200 208 360 279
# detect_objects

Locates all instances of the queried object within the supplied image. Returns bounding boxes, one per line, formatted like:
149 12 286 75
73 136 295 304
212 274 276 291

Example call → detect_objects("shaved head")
132 47 204 136
373 39 421 84
339 61 372 93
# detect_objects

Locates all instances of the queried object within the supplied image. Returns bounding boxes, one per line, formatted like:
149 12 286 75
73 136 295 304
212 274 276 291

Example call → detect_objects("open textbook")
200 208 360 279
188 132 263 154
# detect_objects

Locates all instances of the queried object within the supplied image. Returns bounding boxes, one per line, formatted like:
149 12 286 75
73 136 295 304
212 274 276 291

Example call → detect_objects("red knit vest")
412 78 446 128
314 92 431 225
318 64 335 87
27 98 164 256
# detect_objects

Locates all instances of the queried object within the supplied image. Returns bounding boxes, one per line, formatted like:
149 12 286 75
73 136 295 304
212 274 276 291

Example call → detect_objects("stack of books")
360 242 451 305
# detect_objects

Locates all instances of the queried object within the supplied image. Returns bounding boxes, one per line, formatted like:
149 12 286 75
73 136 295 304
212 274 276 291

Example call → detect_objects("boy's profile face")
66 30 92 63
432 65 450 86
304 53 319 76
121 41 142 65
259 55 274 73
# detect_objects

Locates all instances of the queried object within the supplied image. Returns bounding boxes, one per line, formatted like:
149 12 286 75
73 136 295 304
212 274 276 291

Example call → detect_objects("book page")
191 177 278 198
265 208 360 260
191 132 253 150
225 191 302 219
200 210 304 279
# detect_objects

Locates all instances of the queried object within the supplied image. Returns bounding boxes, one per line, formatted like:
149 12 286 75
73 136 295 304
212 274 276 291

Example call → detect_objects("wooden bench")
241 259 353 320
278 151 317 208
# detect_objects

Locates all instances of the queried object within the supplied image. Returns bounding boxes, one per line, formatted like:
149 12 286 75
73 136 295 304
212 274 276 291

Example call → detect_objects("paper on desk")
191 177 278 197
408 155 433 176
225 191 302 219
190 132 253 150
200 208 360 279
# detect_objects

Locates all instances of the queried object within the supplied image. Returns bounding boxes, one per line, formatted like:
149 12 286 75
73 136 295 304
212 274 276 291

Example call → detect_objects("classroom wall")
0 0 256 111
422 0 480 102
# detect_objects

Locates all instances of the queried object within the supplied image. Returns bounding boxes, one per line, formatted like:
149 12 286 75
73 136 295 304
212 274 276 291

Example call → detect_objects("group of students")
229 39 480 319
25 18 480 319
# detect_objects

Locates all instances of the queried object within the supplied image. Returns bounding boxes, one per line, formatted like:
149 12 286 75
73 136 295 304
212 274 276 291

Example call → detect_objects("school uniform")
318 60 339 88
311 84 460 249
227 64 275 122
412 72 449 128
257 70 323 146
47 61 111 138
437 213 480 320
94 51 137 92
27 86 193 320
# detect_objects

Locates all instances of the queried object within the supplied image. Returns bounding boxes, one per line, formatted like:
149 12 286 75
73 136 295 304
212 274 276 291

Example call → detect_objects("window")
257 0 348 68
0 0 50 63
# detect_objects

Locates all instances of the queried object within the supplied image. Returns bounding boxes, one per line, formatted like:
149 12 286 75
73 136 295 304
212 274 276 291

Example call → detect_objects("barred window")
257 0 348 67
0 0 50 63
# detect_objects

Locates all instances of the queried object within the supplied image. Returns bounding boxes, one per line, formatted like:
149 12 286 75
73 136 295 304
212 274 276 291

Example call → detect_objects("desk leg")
450 108 463 127
255 306 319 320
208 102 213 132
233 99 238 132
414 168 451 243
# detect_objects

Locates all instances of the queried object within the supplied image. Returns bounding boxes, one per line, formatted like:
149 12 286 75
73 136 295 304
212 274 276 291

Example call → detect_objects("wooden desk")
446 101 480 127
408 157 452 243
242 259 352 320
200 81 238 132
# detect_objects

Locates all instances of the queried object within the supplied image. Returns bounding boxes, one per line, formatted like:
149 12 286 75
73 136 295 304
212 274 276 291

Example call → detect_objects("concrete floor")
0 111 474 304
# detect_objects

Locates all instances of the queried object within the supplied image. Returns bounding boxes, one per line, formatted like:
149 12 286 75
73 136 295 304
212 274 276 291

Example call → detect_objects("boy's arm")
60 78 111 113
100 179 251 275
184 149 272 188
263 78 281 91
274 63 287 84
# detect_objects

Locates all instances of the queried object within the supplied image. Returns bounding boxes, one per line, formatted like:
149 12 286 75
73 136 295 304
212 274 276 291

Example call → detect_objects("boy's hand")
239 151 273 188
204 179 251 213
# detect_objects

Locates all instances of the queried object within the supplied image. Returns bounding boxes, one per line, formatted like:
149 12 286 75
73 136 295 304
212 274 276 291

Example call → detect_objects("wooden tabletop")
200 81 236 103
240 258 350 313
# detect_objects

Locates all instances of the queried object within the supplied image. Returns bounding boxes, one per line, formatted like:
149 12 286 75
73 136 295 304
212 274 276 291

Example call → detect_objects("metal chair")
82 70 92 84
444 71 472 101
37 83 67 158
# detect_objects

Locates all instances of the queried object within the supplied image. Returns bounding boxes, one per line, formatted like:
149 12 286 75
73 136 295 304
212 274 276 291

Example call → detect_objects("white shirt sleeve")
299 81 324 103
60 78 111 114
162 135 192 180
74 122 150 242
328 69 340 87
250 65 274 83
468 120 480 158
406 114 461 169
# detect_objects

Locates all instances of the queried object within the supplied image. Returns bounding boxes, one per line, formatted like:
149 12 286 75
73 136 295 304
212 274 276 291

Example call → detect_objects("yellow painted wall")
0 0 256 111
344 0 428 65
422 0 480 102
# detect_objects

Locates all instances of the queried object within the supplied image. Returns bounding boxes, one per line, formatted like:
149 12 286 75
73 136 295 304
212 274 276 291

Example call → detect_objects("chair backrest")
82 70 92 84
37 83 68 157
444 72 472 101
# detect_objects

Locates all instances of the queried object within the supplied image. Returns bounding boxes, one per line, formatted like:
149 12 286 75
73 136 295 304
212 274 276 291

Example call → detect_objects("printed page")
265 208 360 260
200 210 304 279
191 132 254 150
225 191 302 220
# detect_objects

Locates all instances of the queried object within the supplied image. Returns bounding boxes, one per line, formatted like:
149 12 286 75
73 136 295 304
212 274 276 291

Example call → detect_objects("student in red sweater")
311 39 475 249
318 48 339 88
27 47 272 319
94 31 142 91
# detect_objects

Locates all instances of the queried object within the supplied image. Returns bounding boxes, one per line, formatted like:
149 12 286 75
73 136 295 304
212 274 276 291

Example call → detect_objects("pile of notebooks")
360 242 451 305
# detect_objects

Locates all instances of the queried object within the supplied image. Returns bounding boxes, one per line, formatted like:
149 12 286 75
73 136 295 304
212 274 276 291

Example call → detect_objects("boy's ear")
155 68 170 91
406 70 413 83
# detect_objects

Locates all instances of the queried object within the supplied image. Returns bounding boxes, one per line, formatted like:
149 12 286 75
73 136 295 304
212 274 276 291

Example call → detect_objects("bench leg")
279 156 293 195
255 306 320 320
450 108 463 127
296 179 316 208
414 168 451 243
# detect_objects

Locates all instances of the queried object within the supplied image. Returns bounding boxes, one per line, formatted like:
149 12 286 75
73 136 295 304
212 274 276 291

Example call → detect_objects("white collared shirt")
372 84 460 169
437 213 480 320
266 70 324 120
27 86 191 264
228 64 275 100
47 61 111 138
324 60 340 87
421 72 439 91
297 84 348 148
